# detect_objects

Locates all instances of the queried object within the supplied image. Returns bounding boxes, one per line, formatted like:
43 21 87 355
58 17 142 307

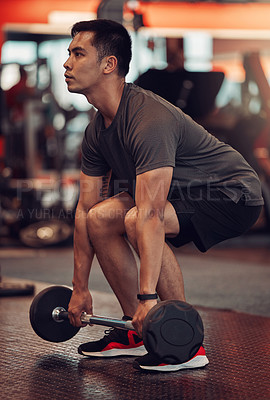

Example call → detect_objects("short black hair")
71 19 132 77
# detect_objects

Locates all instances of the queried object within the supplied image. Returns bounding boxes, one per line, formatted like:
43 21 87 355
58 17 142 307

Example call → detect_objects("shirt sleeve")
81 122 110 177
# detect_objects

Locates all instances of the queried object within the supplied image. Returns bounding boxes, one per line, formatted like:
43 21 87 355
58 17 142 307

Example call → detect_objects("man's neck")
87 79 125 128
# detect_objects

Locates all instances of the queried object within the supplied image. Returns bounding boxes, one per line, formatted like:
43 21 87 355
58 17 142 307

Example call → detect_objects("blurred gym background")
1 0 270 249
1 5 269 399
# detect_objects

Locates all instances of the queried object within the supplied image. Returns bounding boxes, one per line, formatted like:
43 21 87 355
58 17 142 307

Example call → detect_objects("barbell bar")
52 307 134 330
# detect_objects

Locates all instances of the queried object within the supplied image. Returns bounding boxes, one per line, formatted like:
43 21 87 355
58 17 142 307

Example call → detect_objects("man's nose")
63 58 71 70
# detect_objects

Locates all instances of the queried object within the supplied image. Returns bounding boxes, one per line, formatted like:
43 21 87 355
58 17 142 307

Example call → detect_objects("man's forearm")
73 207 95 291
136 210 165 294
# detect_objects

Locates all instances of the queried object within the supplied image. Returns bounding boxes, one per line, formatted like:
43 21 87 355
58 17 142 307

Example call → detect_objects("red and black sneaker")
78 326 146 358
133 346 209 372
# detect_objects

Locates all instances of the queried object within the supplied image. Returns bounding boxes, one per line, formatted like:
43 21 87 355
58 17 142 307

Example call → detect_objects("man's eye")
75 52 83 57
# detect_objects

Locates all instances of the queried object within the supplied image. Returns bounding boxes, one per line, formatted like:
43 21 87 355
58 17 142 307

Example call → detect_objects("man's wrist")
72 280 89 292
137 293 158 301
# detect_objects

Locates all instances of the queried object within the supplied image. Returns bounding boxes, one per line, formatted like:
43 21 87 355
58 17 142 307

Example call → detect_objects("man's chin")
66 86 78 93
66 83 84 95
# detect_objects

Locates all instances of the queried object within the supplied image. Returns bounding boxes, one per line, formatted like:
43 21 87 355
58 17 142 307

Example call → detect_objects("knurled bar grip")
59 310 134 330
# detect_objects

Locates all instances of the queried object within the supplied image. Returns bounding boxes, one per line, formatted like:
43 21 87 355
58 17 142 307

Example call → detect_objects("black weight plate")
29 286 80 342
142 300 204 364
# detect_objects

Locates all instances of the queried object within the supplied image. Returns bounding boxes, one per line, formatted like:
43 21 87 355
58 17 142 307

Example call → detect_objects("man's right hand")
68 288 93 327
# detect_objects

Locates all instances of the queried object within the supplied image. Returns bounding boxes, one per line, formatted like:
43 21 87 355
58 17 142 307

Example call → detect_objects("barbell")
29 285 204 364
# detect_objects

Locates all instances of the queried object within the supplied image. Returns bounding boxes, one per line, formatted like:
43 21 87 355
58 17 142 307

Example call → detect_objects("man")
64 19 263 372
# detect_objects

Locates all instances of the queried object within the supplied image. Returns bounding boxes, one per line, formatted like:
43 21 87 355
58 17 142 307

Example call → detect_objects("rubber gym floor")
1 234 270 400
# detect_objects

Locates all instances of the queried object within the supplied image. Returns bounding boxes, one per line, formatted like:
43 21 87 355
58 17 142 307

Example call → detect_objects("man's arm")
68 170 111 327
132 166 173 336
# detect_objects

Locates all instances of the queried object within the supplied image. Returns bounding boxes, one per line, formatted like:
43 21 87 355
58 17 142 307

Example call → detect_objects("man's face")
63 31 104 95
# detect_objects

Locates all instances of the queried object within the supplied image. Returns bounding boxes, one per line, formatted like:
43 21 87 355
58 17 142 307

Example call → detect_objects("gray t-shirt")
81 83 263 206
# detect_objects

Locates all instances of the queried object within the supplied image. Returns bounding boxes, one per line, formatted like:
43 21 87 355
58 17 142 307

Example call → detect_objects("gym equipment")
19 220 73 248
29 286 204 364
142 300 204 364
0 264 35 297
0 282 35 297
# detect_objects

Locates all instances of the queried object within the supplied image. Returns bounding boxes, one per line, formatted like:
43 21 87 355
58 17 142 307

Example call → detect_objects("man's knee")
124 206 138 239
86 202 110 232
87 200 128 235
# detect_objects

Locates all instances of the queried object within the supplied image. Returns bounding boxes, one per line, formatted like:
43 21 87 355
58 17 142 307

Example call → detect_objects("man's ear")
104 55 118 74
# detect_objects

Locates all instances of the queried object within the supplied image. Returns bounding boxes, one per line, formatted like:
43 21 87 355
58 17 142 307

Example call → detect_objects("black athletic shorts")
166 186 262 252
